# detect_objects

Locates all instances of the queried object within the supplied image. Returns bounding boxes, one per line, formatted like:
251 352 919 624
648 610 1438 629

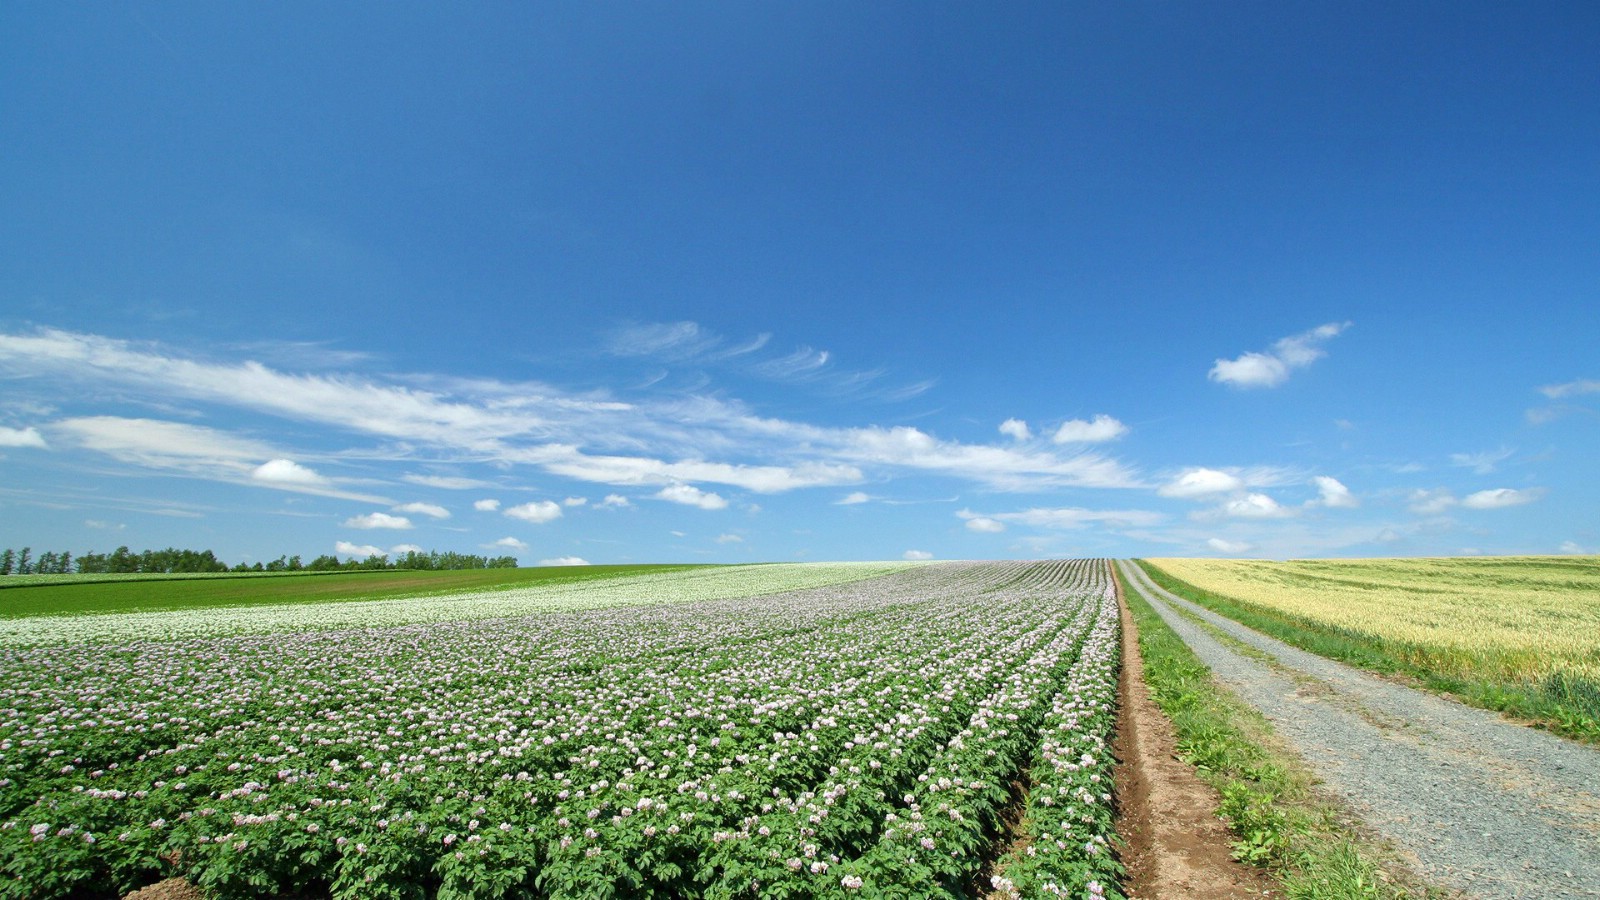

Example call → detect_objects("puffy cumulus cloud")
394 501 450 519
1052 415 1128 444
562 497 588 507
390 543 424 555
473 498 501 511
903 550 934 560
505 500 563 523
958 507 1165 530
964 517 1006 533
1158 467 1244 498
655 484 728 510
539 556 591 566
335 540 385 557
597 494 631 509
1209 322 1351 388
1223 493 1292 519
490 536 528 552
344 512 413 530
252 459 328 487
0 426 47 448
1309 476 1358 509
998 418 1031 441
1461 487 1543 509
836 491 873 505
1207 537 1253 554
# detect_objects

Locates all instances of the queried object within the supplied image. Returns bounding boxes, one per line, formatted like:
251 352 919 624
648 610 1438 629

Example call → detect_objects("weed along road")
1117 560 1600 899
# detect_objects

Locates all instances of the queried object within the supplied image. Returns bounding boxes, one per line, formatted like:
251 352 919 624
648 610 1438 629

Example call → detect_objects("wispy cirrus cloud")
0 327 1138 500
957 506 1165 530
1209 321 1351 388
1450 448 1514 475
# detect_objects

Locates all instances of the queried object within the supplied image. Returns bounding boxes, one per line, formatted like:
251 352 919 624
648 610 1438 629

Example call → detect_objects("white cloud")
49 416 385 501
344 512 413 530
598 494 631 509
1450 448 1514 475
715 533 744 543
755 346 831 379
1538 379 1600 399
835 425 1139 490
0 426 47 448
1207 537 1253 554
394 501 450 519
505 500 563 523
1461 487 1543 510
1158 467 1245 498
335 540 385 557
403 474 491 490
473 498 501 511
958 506 1165 530
655 484 728 510
490 536 528 552
1558 541 1588 555
964 517 1006 533
998 418 1031 441
1408 489 1457 515
1 329 1143 497
903 550 934 560
562 496 588 507
1052 415 1128 444
1209 322 1351 388
1309 475 1358 508
539 556 590 566
607 321 723 360
836 491 873 505
390 543 423 554
252 458 329 487
1223 493 1292 519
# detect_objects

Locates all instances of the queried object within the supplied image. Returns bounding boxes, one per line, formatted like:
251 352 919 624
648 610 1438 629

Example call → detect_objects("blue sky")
2 2 1596 564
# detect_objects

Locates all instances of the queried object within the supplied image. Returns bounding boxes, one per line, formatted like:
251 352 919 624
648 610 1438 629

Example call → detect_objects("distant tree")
57 551 72 574
36 552 58 574
306 554 342 571
16 548 31 575
1 548 13 575
487 556 518 569
287 555 302 571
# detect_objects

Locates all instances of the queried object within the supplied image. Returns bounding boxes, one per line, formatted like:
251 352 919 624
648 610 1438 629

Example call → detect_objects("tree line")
0 546 518 575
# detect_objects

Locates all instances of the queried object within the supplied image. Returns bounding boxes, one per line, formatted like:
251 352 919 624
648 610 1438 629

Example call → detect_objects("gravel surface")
1118 560 1600 900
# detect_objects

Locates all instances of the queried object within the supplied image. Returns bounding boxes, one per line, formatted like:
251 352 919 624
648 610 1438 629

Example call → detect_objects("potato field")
0 560 1122 900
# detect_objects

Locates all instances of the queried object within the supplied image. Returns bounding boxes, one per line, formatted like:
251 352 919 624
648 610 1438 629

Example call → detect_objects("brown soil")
121 878 206 900
1113 580 1281 899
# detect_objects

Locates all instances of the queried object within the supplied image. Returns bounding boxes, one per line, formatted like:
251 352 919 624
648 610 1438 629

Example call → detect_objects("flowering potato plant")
0 560 1124 899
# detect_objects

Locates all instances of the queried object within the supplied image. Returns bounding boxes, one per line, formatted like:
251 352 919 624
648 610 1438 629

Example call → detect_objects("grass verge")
0 564 701 618
1133 561 1600 744
1115 563 1451 899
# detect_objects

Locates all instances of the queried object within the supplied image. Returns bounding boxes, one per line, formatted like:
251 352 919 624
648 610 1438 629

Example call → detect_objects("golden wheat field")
1143 556 1600 686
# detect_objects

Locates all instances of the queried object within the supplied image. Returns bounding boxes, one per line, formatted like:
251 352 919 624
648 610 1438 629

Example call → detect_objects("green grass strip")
0 564 702 619
1115 564 1449 899
1134 561 1600 745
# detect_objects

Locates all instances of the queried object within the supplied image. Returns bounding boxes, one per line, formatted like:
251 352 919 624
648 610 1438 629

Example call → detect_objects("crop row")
1 560 1122 899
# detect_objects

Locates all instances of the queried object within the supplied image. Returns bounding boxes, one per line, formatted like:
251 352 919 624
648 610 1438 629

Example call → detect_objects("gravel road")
1117 560 1600 900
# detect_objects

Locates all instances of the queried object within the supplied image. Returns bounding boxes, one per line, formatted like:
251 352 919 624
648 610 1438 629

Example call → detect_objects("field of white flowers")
0 560 1122 900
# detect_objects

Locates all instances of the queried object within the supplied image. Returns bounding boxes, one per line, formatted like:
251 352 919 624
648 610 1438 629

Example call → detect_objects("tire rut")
1117 560 1600 900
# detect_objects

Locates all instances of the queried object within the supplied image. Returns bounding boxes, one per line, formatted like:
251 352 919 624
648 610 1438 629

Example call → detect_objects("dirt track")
1112 577 1279 899
1118 560 1600 899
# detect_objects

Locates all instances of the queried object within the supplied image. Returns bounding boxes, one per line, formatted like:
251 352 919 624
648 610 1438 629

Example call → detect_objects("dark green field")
0 565 700 618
